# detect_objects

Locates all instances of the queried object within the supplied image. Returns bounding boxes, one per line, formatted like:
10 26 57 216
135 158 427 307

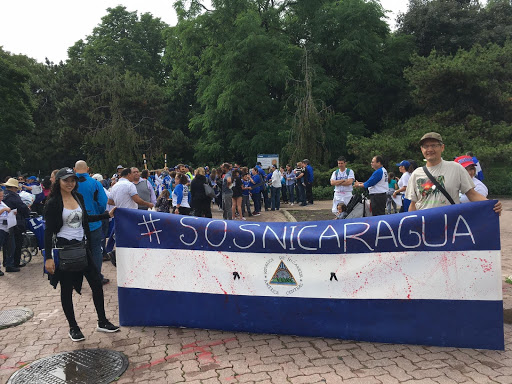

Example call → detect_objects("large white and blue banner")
115 200 504 350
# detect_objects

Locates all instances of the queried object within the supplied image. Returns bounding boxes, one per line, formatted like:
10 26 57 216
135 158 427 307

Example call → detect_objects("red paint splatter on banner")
475 257 493 273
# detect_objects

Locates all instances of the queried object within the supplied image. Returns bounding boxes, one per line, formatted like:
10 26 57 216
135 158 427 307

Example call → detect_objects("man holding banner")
406 132 502 214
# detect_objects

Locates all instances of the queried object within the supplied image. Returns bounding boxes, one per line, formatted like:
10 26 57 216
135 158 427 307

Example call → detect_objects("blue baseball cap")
27 176 37 180
396 160 410 168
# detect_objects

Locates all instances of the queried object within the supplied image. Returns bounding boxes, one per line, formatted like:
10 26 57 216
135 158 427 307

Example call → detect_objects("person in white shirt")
108 168 154 210
270 164 282 211
454 156 489 203
0 189 12 276
354 155 388 216
330 156 355 214
393 160 411 212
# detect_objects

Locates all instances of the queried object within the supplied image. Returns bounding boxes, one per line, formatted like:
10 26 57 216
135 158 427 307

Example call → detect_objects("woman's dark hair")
49 176 78 198
141 169 149 179
177 173 188 184
407 160 418 173
159 189 170 199
389 172 395 180
42 176 52 189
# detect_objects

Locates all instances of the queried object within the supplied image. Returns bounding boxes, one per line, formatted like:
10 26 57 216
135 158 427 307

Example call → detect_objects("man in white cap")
406 132 501 214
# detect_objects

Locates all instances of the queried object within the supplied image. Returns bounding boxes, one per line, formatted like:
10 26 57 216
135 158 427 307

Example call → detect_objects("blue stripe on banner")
114 200 500 254
118 287 504 350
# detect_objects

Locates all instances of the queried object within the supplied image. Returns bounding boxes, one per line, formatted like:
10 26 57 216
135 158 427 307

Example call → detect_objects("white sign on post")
257 154 279 170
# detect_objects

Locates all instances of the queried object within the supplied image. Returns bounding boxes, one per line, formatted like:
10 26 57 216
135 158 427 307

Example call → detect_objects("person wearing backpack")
74 161 109 284
330 156 355 214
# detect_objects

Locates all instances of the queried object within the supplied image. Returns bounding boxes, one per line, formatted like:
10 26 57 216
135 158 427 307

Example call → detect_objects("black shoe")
108 251 116 267
102 253 111 261
102 278 110 285
5 267 20 272
69 327 85 342
97 321 120 333
15 263 26 268
0 270 4 276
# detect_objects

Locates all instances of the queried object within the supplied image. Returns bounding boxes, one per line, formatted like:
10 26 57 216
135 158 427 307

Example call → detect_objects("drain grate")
7 349 129 384
0 308 33 330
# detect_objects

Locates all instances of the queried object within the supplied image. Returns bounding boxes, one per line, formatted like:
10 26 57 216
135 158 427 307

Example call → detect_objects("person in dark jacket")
2 178 31 271
44 168 119 342
190 168 212 218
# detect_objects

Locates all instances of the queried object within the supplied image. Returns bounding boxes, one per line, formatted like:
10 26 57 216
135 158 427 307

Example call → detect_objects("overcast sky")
0 0 408 64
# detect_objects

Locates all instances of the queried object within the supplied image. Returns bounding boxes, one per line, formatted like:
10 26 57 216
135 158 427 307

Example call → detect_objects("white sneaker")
290 203 294 206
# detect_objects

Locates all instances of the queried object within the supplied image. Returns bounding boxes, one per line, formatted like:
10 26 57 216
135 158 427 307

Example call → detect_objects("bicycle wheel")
20 249 32 265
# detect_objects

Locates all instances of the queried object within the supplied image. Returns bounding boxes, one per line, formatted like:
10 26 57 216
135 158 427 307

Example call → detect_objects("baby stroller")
21 213 45 265
344 194 372 219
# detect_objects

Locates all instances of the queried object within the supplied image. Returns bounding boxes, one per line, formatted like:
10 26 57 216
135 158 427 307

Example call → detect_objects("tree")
285 48 331 165
404 41 512 122
68 6 169 82
0 49 35 173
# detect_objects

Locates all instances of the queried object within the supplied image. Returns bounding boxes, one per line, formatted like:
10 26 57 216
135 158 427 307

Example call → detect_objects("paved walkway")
1 200 511 384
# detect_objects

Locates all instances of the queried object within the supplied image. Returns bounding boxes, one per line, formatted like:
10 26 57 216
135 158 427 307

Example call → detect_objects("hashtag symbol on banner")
138 214 162 244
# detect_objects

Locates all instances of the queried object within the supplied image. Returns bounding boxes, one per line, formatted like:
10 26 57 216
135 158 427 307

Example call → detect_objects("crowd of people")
333 132 499 218
0 131 502 342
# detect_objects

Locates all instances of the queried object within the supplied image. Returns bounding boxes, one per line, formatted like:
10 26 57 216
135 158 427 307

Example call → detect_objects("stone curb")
282 209 297 222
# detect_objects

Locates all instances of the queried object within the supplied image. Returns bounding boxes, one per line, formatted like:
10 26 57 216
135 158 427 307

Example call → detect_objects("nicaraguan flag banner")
115 200 503 350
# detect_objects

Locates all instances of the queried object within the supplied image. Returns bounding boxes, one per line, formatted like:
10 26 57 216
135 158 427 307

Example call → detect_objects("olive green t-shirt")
405 160 475 210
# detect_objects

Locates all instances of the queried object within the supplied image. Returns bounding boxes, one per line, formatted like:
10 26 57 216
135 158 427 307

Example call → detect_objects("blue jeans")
287 184 295 204
89 227 104 279
252 193 261 213
0 230 14 268
271 187 281 210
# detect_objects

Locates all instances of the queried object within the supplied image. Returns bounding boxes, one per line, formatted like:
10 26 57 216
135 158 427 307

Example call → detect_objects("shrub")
313 186 334 200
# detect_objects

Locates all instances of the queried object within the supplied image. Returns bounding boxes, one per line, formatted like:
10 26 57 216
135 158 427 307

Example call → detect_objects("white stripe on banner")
116 248 502 301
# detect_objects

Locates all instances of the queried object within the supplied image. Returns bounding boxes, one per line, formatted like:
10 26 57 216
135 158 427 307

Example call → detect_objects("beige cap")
2 178 19 189
419 132 443 145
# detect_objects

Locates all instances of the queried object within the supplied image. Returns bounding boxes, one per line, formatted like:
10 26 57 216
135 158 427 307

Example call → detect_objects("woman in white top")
393 160 411 212
44 168 119 342
455 156 488 203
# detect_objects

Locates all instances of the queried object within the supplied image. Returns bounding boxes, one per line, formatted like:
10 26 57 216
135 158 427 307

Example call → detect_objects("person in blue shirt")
172 173 192 215
303 159 314 205
241 173 252 218
74 161 109 284
354 155 388 216
26 176 45 215
249 168 262 216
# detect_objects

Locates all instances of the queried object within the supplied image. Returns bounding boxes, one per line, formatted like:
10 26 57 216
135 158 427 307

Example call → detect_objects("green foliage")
397 0 512 57
2 0 512 199
404 42 512 122
68 6 169 82
312 186 333 201
0 49 35 171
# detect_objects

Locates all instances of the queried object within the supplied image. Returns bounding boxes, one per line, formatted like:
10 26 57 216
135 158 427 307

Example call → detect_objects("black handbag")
58 241 88 272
